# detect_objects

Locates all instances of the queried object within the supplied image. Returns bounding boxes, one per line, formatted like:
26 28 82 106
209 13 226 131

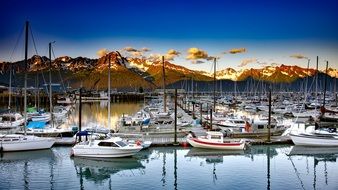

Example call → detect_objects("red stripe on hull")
192 138 242 146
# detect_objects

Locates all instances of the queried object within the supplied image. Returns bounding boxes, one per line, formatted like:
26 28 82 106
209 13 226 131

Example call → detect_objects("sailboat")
0 58 25 129
0 21 55 152
16 41 75 145
71 52 143 157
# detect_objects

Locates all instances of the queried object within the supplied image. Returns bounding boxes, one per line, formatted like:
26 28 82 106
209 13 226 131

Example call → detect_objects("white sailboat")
0 21 55 152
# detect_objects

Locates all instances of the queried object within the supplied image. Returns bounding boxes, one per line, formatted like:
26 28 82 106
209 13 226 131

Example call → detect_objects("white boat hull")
187 138 245 150
72 145 142 158
0 135 55 152
290 133 338 146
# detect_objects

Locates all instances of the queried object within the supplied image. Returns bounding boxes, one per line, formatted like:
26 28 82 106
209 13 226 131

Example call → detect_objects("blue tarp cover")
27 121 47 129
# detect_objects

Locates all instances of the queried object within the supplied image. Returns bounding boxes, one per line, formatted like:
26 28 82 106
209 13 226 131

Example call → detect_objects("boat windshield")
115 141 128 147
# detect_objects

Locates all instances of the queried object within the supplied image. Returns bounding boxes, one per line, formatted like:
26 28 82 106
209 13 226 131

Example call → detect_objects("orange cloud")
97 48 109 57
165 49 181 60
228 48 246 54
186 47 209 60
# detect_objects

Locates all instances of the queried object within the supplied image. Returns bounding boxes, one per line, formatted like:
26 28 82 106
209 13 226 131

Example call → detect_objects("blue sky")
0 0 337 71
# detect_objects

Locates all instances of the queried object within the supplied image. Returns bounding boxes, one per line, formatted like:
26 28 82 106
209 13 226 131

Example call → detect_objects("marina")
1 0 338 189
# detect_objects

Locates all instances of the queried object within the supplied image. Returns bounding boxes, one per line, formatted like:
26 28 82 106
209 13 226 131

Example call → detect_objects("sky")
0 0 337 71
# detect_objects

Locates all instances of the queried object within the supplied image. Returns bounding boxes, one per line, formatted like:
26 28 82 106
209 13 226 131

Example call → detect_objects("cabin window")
12 139 19 141
271 125 275 128
115 141 127 147
98 142 119 147
258 125 264 129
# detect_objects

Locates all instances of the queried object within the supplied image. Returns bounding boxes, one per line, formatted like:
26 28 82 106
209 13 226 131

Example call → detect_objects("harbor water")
1 145 338 190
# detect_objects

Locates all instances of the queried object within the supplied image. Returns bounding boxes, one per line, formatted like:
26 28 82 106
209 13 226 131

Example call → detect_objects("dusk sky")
1 0 337 71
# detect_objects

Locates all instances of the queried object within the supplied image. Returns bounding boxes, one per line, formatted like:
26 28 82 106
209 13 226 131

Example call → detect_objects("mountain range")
0 52 337 91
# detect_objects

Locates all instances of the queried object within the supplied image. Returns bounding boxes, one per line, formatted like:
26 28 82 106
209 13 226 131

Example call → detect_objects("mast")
323 61 328 107
8 64 12 110
23 21 29 135
49 42 54 128
304 59 310 101
162 56 166 112
335 72 337 107
213 57 216 111
108 53 111 129
315 56 318 110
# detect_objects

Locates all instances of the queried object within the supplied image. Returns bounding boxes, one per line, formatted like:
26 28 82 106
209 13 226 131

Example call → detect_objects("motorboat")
0 134 55 152
0 113 25 129
217 118 246 132
71 136 143 158
290 132 338 147
186 131 246 150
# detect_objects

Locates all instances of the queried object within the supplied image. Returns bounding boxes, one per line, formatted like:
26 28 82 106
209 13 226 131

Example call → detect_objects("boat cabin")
205 131 224 143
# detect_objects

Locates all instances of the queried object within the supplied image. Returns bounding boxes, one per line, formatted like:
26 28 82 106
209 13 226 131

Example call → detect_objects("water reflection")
0 149 56 190
73 157 144 184
288 146 338 190
1 146 338 189
68 102 143 131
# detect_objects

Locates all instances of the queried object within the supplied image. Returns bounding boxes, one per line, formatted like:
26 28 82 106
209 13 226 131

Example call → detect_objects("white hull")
0 135 55 152
72 146 142 158
0 119 25 129
187 138 245 150
290 133 338 146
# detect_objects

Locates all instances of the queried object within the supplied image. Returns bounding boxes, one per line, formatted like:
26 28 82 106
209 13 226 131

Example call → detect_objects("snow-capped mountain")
0 54 336 89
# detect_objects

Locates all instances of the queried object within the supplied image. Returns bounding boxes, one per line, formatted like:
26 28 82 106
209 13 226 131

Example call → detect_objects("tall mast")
304 59 310 101
213 57 216 111
323 61 328 107
8 64 12 110
23 21 29 135
108 53 111 129
315 56 318 110
162 56 166 112
49 42 54 128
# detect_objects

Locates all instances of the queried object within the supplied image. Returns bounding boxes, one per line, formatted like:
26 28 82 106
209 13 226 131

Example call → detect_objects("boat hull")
290 133 338 146
72 146 142 158
0 135 55 152
187 138 245 150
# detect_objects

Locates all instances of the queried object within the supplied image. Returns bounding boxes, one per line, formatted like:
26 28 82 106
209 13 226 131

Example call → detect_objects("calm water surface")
62 102 144 131
1 145 338 190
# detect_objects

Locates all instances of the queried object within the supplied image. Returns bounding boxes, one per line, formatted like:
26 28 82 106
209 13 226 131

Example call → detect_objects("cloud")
167 49 181 56
191 60 205 64
97 48 109 57
141 47 151 52
186 47 209 60
228 48 246 54
165 49 181 60
238 58 257 67
290 54 308 60
123 46 138 52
